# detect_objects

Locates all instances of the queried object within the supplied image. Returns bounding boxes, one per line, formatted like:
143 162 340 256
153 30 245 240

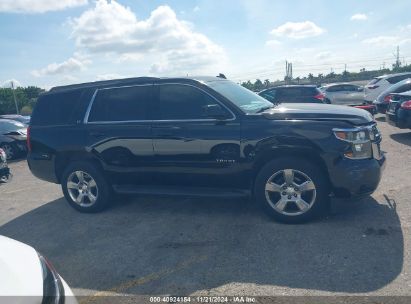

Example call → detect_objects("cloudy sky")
1 0 410 88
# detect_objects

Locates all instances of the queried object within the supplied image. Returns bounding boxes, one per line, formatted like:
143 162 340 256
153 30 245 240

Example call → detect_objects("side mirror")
358 87 364 92
204 104 229 120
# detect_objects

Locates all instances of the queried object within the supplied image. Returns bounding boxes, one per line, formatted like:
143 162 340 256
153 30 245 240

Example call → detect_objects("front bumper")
386 108 411 129
329 155 386 198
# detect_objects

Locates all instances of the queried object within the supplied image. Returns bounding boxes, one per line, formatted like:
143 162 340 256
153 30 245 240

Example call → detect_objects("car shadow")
390 132 411 146
375 116 386 122
0 194 403 295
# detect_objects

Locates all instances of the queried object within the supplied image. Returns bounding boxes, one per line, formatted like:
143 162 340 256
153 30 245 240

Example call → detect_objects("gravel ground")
0 114 410 303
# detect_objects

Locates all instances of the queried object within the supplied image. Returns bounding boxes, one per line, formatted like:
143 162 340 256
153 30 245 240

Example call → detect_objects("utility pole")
11 81 19 115
394 45 401 70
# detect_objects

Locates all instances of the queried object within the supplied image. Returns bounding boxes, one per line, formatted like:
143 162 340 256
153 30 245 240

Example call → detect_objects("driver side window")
157 84 224 120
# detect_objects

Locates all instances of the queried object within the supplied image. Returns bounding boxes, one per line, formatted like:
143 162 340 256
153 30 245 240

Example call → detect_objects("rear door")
85 84 155 185
342 84 364 105
151 83 241 188
325 85 346 104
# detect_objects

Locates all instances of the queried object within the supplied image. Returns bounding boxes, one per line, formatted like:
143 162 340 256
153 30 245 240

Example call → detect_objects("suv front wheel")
254 157 330 223
61 161 111 213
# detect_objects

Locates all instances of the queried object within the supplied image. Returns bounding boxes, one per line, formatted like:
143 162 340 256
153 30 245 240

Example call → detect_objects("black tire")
254 157 330 224
61 161 111 213
325 98 331 104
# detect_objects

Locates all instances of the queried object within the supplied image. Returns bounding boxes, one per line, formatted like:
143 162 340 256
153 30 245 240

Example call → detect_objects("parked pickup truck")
27 76 385 223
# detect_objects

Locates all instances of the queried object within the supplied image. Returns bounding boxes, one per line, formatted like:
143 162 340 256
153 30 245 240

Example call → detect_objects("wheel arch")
252 147 331 191
55 151 104 183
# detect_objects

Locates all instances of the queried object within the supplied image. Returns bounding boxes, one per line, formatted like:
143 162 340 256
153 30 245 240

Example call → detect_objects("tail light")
401 100 411 110
27 126 32 152
383 95 392 103
368 85 379 89
314 93 325 101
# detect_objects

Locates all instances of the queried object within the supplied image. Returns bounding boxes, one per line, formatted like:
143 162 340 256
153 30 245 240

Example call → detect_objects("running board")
113 185 250 198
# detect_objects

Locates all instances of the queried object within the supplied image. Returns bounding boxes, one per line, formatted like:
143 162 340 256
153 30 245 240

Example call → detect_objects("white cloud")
265 39 282 46
32 55 91 77
193 6 200 12
0 0 87 13
96 73 128 81
351 13 368 21
316 51 331 60
270 21 325 39
69 0 226 75
2 79 22 88
362 36 400 46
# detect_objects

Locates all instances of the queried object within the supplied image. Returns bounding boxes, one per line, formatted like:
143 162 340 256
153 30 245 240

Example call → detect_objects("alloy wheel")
66 170 99 207
264 169 316 216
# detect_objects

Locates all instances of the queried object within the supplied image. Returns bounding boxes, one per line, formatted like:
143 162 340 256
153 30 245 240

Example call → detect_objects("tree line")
0 86 45 115
241 63 411 91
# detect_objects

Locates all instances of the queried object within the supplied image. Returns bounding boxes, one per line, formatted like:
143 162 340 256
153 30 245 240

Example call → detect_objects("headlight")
333 128 372 159
38 253 65 304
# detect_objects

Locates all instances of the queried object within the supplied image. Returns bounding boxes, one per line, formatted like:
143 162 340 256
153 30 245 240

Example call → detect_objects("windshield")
0 120 25 132
207 80 274 114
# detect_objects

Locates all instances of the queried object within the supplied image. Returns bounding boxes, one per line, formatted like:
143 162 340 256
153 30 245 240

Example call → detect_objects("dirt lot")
1 114 410 302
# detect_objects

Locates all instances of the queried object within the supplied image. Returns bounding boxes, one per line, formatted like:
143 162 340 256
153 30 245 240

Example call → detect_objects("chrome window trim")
83 83 237 124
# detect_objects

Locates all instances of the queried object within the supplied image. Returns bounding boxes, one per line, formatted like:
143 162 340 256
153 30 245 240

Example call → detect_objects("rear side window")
387 75 411 84
31 90 84 126
88 85 152 122
278 87 317 98
394 83 411 93
157 84 220 120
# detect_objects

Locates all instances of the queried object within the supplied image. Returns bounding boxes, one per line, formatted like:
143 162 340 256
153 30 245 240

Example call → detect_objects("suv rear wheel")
254 157 329 223
61 161 111 213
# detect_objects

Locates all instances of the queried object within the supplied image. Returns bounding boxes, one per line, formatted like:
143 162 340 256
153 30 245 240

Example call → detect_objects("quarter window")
88 85 152 122
158 84 222 120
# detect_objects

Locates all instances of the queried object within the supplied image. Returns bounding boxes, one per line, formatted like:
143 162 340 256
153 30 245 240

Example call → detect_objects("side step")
112 185 250 198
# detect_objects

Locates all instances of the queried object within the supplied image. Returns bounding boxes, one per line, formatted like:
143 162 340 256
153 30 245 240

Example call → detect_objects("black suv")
28 77 385 223
258 85 327 104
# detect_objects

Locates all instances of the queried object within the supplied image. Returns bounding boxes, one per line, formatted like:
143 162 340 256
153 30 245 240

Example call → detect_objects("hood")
262 103 373 125
0 236 43 298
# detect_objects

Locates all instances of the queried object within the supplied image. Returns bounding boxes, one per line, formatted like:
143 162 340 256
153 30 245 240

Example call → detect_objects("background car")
258 85 326 104
320 83 364 105
364 72 411 103
0 148 11 183
373 78 411 113
0 119 27 160
386 90 411 129
0 114 30 125
0 235 77 303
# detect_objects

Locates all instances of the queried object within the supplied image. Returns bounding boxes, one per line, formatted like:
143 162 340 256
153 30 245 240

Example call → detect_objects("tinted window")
394 83 411 93
88 85 151 122
259 89 277 102
342 85 360 92
158 84 221 120
278 87 317 98
387 75 411 84
31 90 84 126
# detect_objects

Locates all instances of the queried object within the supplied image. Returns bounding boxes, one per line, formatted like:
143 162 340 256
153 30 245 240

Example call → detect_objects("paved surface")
1 114 410 302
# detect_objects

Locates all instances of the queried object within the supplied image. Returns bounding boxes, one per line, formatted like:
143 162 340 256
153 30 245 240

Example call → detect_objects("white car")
364 72 411 102
0 235 77 304
320 83 365 105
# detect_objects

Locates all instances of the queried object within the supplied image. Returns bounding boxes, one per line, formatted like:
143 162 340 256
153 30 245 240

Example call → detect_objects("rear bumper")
329 155 386 198
27 154 59 183
386 108 411 129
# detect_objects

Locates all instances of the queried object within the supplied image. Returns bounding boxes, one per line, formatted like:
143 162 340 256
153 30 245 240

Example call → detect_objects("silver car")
320 83 365 105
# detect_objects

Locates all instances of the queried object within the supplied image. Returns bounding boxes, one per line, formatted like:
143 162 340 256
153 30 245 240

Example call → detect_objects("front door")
151 83 242 188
